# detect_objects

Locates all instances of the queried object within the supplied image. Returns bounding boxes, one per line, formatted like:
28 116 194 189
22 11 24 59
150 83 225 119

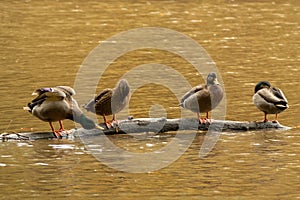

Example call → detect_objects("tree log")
0 118 291 141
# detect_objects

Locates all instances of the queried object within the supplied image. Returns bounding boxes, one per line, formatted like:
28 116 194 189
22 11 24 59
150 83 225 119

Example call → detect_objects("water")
1 0 300 199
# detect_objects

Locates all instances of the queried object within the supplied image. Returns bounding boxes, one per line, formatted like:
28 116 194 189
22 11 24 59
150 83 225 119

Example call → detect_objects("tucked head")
118 79 130 95
254 81 271 93
206 72 219 85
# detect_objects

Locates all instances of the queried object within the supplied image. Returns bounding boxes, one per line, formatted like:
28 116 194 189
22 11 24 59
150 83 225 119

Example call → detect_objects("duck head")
207 72 219 85
254 81 271 93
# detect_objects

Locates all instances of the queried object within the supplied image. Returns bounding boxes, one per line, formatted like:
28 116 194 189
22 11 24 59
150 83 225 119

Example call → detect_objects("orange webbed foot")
199 118 206 124
205 118 213 124
105 120 119 130
53 130 63 138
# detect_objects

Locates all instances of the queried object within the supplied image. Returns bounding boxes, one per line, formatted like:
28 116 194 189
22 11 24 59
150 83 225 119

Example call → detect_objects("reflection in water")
1 130 300 199
0 0 299 199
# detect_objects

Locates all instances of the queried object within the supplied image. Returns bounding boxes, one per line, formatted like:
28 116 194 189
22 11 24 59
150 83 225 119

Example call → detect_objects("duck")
253 81 288 123
24 86 103 138
180 72 224 124
83 79 130 129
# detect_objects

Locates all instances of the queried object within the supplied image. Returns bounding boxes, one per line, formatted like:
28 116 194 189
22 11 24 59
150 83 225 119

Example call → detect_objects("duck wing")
26 87 67 112
84 80 130 116
258 88 288 109
95 88 112 103
94 89 113 115
32 87 66 101
180 84 212 113
180 85 205 106
271 87 288 109
272 87 288 102
83 88 112 114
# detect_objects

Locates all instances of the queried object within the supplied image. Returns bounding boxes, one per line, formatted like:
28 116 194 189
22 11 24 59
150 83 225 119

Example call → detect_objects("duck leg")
263 112 268 122
111 114 120 132
205 112 212 123
272 114 279 123
58 120 65 131
111 114 118 125
103 114 113 129
49 122 62 138
112 114 119 132
58 120 69 134
49 122 56 132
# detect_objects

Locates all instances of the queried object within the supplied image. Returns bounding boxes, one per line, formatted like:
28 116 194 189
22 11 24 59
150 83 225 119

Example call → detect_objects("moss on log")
0 118 291 141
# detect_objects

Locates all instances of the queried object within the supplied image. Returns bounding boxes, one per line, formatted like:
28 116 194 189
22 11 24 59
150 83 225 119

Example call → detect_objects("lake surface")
0 0 299 199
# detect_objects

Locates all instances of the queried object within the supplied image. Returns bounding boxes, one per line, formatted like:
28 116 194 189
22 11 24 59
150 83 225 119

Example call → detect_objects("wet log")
0 118 291 141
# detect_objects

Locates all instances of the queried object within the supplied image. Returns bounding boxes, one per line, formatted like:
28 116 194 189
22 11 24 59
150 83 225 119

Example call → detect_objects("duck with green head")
24 86 103 138
253 81 288 123
180 72 224 124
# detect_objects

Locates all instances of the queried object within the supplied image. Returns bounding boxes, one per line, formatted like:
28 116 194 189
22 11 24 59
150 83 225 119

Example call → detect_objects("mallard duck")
180 72 224 124
253 81 288 122
83 79 130 128
24 86 103 138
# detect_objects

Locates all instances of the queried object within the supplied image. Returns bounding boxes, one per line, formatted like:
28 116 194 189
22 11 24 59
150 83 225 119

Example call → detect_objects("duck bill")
214 78 220 85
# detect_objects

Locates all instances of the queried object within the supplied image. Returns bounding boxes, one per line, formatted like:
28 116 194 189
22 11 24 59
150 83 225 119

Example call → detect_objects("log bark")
0 118 291 141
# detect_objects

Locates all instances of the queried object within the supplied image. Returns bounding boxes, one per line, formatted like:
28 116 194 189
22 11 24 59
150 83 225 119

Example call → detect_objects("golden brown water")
1 0 300 199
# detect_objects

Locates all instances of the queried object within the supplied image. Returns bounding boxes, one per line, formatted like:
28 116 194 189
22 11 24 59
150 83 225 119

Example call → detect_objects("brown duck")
24 86 103 138
253 81 288 123
83 79 130 128
180 72 224 124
